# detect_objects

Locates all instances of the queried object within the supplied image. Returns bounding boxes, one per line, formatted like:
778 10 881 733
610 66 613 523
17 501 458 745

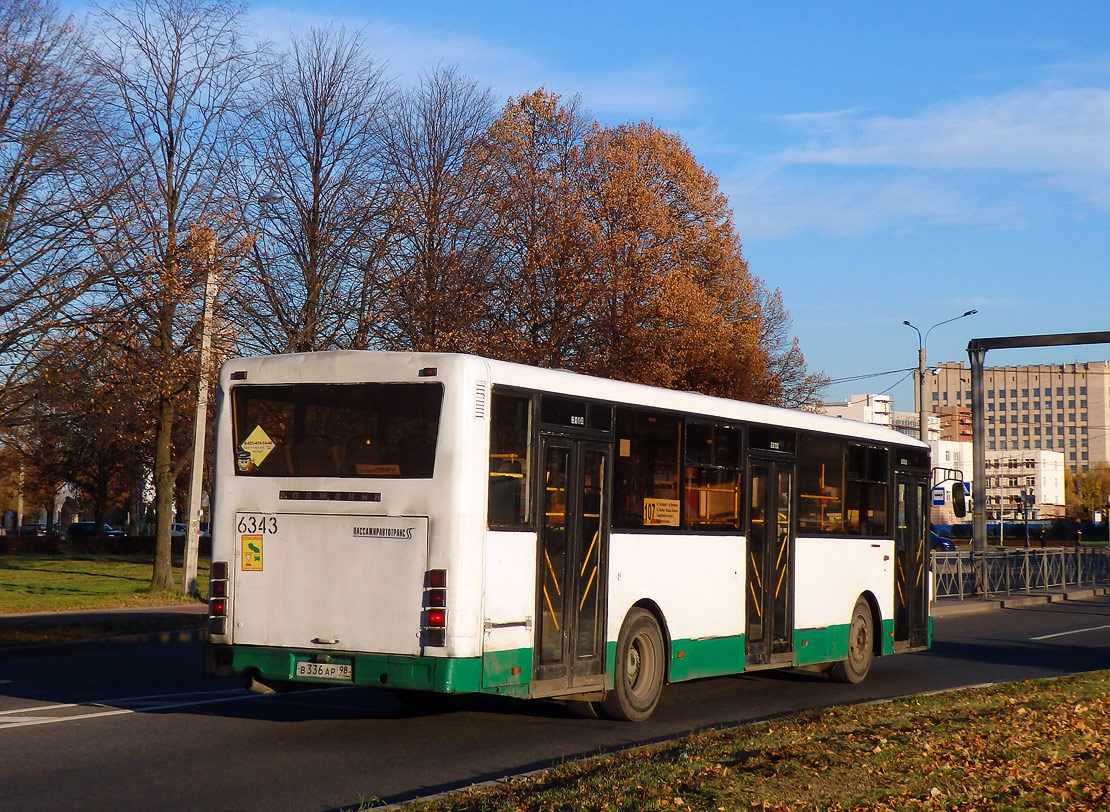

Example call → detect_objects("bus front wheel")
830 597 874 684
598 608 665 722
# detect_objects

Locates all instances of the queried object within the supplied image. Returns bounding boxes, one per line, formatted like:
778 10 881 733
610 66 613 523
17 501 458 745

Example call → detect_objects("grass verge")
391 670 1110 812
0 553 208 647
0 552 209 613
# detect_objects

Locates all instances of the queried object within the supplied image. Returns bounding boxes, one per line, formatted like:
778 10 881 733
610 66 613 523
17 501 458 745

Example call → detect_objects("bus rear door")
895 473 930 649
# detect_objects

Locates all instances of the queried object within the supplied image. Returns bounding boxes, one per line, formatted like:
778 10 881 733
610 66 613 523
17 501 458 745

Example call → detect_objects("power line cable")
827 367 915 385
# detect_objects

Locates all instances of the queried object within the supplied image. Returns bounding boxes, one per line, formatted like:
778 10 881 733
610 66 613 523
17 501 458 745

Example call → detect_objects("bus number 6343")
236 514 278 535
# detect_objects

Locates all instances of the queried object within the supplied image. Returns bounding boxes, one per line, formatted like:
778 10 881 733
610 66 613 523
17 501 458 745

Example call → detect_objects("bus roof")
222 350 925 451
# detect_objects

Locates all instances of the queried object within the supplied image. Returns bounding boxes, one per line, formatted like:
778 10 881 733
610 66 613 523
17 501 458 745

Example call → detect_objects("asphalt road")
3 595 1110 812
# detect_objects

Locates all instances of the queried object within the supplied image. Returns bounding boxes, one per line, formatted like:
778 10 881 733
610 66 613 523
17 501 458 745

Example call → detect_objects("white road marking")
1030 623 1110 641
0 685 348 731
0 688 247 716
0 688 260 730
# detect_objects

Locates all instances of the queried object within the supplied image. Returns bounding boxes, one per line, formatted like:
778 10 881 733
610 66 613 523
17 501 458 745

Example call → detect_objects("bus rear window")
232 382 443 478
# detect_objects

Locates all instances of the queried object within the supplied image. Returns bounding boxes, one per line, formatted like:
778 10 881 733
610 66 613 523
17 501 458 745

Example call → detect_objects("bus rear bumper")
204 642 483 694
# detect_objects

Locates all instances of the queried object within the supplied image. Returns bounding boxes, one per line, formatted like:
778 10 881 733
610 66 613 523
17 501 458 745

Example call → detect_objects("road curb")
0 627 207 661
932 586 1110 617
931 599 1004 616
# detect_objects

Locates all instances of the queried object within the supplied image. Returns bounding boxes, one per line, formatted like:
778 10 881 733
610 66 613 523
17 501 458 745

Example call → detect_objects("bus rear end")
204 352 485 694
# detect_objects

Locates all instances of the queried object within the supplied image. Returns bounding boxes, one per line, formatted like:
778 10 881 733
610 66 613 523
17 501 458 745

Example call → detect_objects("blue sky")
125 2 1110 409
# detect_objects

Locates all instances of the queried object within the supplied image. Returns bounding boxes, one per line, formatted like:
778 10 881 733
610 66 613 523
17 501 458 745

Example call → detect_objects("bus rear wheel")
598 608 665 722
830 597 874 684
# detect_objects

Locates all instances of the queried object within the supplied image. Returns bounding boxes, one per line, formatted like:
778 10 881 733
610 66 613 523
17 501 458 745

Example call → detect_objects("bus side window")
797 435 845 534
614 408 681 529
488 392 532 527
683 422 741 530
845 445 889 536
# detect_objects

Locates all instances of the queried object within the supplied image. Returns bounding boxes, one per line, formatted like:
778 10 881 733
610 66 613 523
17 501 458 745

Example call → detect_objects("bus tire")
830 597 874 684
599 608 665 722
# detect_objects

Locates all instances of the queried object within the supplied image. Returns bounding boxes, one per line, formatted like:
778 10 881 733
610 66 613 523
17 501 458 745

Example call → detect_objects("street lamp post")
902 310 978 444
182 193 284 597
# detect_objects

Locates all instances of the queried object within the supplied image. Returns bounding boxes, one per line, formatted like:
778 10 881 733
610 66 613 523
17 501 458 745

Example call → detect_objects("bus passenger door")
895 474 929 648
746 461 796 666
534 436 609 688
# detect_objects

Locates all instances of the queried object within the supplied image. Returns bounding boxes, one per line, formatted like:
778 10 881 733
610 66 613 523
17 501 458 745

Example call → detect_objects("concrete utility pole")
182 193 284 597
183 234 217 597
903 311 978 443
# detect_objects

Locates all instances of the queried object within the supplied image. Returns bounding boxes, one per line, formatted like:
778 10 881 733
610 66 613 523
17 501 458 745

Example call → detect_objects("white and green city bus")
204 351 931 721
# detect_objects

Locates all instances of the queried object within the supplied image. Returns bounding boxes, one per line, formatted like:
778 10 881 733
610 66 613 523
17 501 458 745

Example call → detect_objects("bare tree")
0 0 121 421
84 0 266 591
377 66 497 352
233 25 394 354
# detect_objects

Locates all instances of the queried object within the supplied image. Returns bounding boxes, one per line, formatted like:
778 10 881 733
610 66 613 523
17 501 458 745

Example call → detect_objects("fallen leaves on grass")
394 671 1110 812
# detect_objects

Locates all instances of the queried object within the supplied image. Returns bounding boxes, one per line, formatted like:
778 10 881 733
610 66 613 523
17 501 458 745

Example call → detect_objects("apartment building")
926 361 1110 473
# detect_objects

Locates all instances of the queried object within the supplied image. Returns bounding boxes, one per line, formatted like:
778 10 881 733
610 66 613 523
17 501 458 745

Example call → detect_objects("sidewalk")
0 603 206 624
0 603 207 659
931 585 1110 617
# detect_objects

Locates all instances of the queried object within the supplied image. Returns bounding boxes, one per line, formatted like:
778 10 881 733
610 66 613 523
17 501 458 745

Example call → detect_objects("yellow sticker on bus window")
241 534 263 571
643 498 681 527
240 425 276 469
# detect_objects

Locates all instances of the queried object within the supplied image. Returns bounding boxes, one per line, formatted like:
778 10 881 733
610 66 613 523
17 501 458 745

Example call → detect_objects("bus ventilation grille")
475 381 488 419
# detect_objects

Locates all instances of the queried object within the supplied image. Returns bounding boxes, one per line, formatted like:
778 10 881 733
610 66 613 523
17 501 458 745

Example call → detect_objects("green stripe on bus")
793 617 899 665
882 618 896 655
668 635 745 681
793 624 847 666
227 646 484 693
481 647 533 697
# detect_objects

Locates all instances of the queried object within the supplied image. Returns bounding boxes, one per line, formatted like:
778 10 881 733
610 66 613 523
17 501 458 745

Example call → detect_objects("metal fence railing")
932 547 1110 600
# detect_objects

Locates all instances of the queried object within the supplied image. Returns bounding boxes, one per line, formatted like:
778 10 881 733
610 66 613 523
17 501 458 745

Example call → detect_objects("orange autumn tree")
575 121 775 402
15 325 154 529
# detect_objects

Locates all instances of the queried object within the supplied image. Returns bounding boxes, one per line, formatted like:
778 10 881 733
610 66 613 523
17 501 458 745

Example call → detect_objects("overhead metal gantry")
967 331 1110 553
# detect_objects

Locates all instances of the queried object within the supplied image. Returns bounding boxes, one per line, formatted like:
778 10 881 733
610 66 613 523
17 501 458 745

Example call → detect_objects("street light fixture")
902 310 978 444
182 192 284 597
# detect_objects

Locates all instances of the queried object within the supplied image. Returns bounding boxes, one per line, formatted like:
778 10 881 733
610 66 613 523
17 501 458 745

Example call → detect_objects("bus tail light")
209 561 229 635
426 609 446 627
422 569 447 647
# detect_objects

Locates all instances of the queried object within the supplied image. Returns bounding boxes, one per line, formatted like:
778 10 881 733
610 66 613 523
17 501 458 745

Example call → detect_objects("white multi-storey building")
820 394 893 427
